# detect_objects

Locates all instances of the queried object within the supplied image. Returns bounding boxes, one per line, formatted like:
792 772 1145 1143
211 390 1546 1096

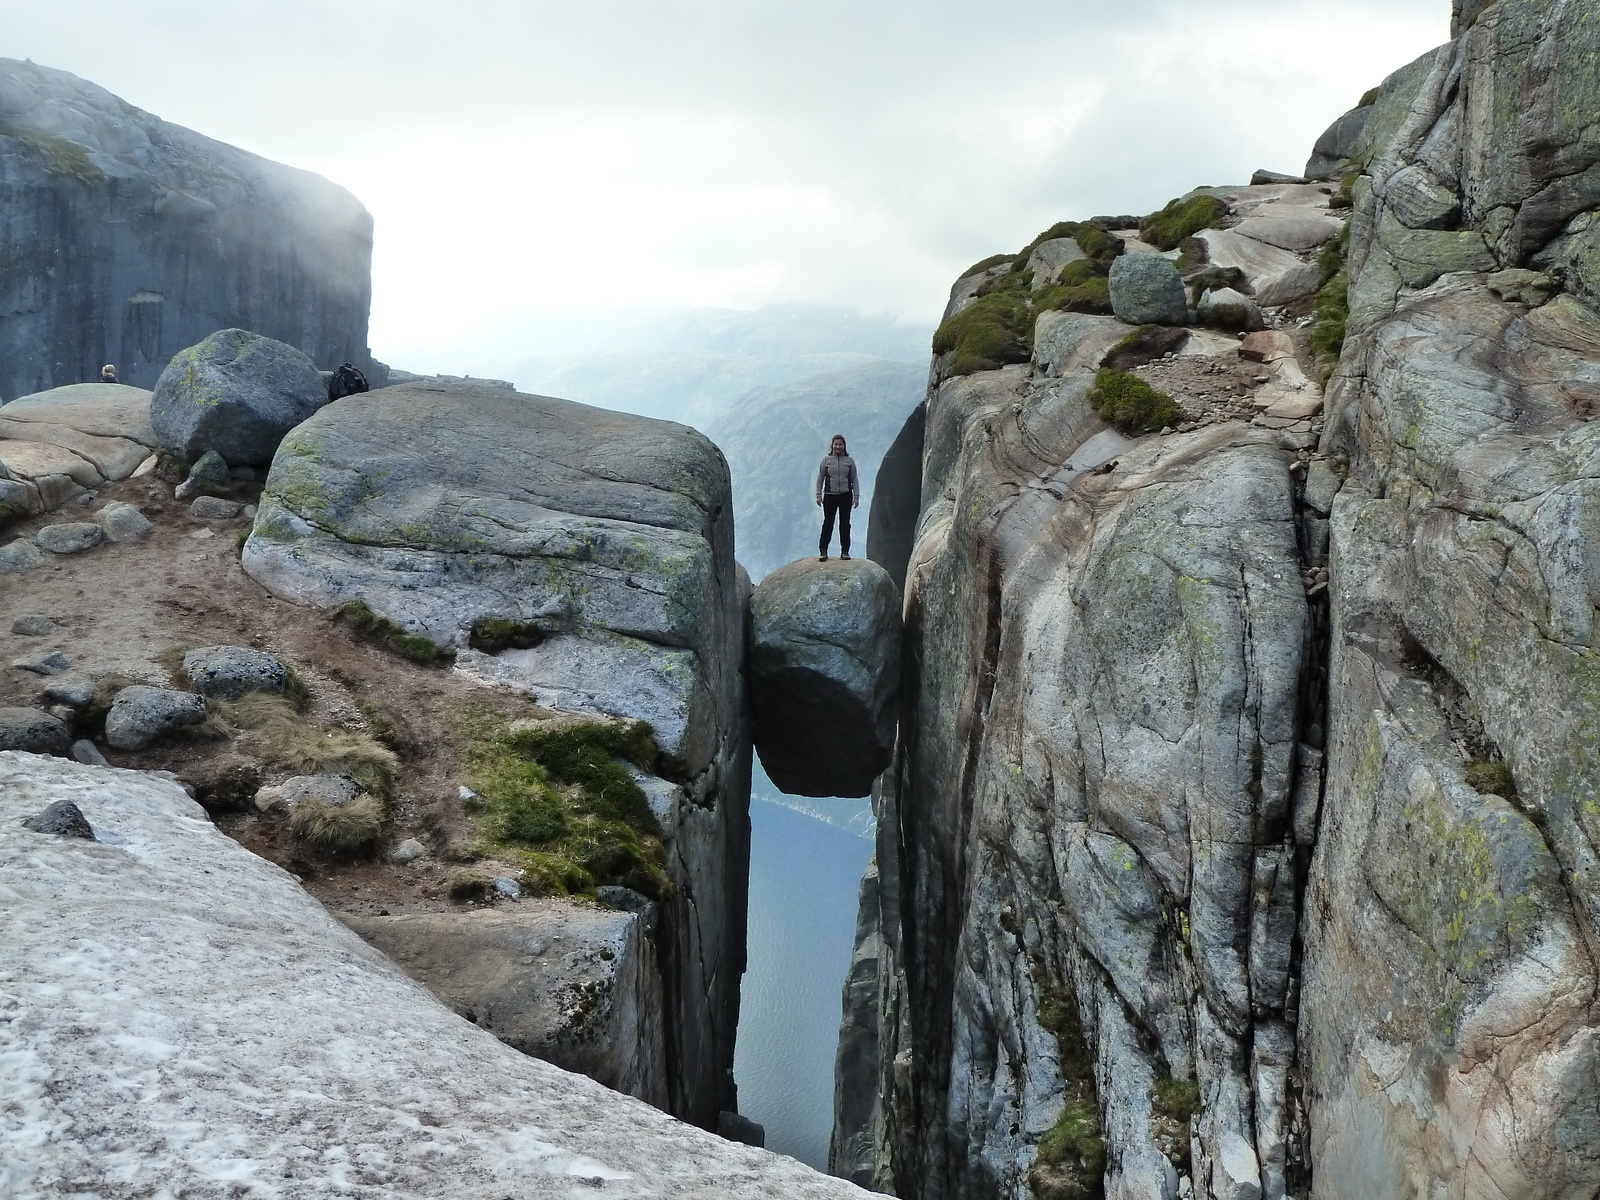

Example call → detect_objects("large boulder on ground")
182 645 290 700
749 559 902 798
0 751 862 1198
1197 286 1265 332
341 902 668 1108
151 329 329 466
1108 253 1188 325
104 685 207 750
1305 102 1374 181
0 708 71 754
0 384 157 486
241 377 751 1129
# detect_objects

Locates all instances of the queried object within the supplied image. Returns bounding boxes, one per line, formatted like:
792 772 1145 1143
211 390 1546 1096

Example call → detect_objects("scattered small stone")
0 707 72 754
255 773 359 813
459 785 478 801
104 686 208 751
34 522 104 555
187 528 216 541
71 739 110 767
47 705 76 724
41 678 96 708
183 645 290 700
389 838 427 865
242 504 258 519
98 501 154 543
492 876 522 900
189 496 243 520
131 455 158 478
174 449 231 501
11 615 58 636
13 650 70 676
20 799 95 840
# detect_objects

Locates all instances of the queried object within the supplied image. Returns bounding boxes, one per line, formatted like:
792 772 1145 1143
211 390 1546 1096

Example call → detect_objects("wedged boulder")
151 328 328 466
1108 253 1188 325
0 751 862 1198
749 559 902 798
341 901 668 1108
240 377 750 1129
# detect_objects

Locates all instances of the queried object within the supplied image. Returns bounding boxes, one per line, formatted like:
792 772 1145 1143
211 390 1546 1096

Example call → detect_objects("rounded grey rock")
189 496 243 520
1109 253 1190 326
175 449 232 501
34 522 104 554
152 329 329 467
389 838 426 865
255 773 358 812
97 502 154 543
749 558 903 798
0 706 72 754
71 739 111 767
1197 287 1266 332
0 540 45 574
182 645 290 700
42 678 96 708
11 614 57 636
104 686 207 751
21 798 95 839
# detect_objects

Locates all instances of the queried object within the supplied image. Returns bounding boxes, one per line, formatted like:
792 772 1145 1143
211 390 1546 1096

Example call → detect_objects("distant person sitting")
815 433 859 562
99 364 118 384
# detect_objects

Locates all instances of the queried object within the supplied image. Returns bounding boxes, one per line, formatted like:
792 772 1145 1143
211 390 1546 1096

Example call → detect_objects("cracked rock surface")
240 377 751 1129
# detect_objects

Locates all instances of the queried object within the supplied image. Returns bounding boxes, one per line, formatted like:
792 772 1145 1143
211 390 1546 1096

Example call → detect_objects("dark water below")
734 784 875 1169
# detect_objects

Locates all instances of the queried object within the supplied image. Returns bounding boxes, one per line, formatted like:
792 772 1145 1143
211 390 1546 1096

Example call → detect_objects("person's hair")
830 433 847 452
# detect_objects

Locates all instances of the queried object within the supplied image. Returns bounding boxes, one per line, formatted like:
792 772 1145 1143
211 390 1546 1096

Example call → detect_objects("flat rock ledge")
749 558 902 797
0 751 863 1199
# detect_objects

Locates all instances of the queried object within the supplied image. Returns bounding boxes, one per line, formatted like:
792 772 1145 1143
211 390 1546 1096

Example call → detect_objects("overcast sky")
5 0 1448 369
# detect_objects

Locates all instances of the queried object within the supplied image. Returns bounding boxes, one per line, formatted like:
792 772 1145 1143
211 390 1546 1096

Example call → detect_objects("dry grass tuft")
288 793 385 852
212 694 398 796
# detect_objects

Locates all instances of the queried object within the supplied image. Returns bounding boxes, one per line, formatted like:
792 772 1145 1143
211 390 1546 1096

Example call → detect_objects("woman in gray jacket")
815 434 859 561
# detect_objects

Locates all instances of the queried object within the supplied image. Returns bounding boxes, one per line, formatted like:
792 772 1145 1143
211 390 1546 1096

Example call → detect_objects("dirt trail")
1 472 538 917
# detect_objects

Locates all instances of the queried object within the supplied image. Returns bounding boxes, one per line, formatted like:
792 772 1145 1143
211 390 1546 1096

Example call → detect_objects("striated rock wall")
0 59 376 402
1307 1 1600 1192
837 3 1600 1197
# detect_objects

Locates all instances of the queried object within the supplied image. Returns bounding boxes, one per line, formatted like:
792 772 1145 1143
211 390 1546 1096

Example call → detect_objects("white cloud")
2 0 1450 366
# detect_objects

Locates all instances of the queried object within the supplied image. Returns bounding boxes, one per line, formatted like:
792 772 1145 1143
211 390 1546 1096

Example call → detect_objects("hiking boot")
841 552 851 560
819 554 828 562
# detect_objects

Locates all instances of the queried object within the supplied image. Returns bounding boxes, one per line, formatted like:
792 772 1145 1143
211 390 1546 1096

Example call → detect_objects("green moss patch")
461 710 667 899
1030 979 1105 1200
933 289 1036 377
469 617 549 654
1464 758 1517 799
0 122 105 184
1088 368 1180 433
1101 326 1189 371
333 600 454 667
1141 194 1228 251
958 253 1018 280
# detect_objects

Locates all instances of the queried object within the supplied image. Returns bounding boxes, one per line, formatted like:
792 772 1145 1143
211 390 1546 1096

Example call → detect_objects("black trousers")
820 492 853 554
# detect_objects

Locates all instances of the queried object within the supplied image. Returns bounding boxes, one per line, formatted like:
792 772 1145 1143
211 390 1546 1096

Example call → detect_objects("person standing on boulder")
816 433 859 562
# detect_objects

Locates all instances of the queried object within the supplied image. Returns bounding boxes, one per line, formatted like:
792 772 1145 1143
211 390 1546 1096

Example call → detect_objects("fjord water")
735 767 875 1168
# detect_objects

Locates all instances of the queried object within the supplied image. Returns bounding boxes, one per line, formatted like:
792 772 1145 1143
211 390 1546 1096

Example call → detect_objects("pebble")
389 838 427 865
11 615 58 636
188 528 216 541
20 799 95 840
13 650 70 676
493 876 522 900
71 739 110 767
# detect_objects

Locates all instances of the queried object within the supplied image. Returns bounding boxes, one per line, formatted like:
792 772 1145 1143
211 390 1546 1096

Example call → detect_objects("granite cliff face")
834 2 1600 1197
0 58 376 402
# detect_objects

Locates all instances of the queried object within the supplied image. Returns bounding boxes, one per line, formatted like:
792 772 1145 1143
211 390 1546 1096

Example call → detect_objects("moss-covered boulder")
151 328 328 466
